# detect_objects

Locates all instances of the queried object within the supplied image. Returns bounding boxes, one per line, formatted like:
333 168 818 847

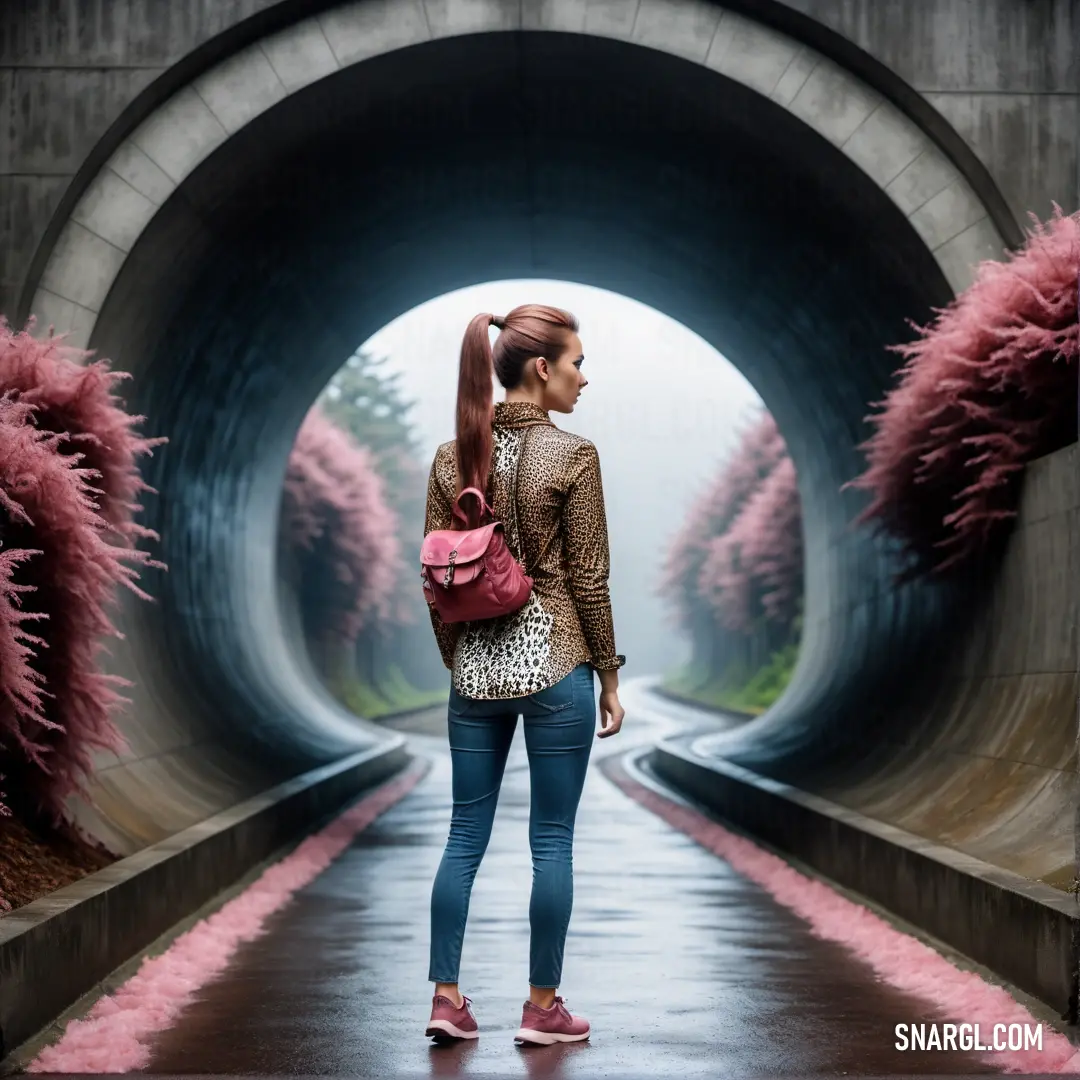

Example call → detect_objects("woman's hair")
455 304 579 526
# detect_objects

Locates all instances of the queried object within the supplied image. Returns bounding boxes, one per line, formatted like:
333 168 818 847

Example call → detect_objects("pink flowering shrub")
743 456 803 626
0 393 155 821
661 410 787 626
281 408 403 642
662 402 803 690
0 319 166 545
0 539 47 818
698 532 751 635
851 207 1078 575
700 457 803 634
0 321 164 821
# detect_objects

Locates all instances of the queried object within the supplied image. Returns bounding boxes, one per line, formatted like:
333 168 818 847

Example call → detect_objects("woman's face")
540 332 588 414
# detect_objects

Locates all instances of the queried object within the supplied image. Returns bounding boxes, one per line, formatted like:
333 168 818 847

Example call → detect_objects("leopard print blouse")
424 400 625 699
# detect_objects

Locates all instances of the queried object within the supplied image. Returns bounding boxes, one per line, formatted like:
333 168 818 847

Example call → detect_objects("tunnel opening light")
282 279 806 726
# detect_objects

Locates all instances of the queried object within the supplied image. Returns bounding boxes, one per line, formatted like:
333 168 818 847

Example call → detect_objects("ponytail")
455 313 496 528
453 304 579 530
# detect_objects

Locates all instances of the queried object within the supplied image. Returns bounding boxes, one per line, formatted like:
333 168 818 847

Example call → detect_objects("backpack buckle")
443 549 457 587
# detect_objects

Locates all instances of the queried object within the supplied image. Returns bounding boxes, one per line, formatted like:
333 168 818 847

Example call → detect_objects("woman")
423 304 626 1046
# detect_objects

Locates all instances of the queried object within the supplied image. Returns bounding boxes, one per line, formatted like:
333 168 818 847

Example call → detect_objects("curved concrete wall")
3 0 1077 324
61 29 960 845
768 0 1078 230
0 2 1071 857
697 443 1079 885
841 444 1078 885
27 0 1015 347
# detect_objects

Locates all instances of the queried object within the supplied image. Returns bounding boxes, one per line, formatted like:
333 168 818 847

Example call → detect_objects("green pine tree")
315 348 446 702
317 349 426 533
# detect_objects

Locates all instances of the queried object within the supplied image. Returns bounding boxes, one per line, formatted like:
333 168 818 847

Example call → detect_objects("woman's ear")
535 356 549 382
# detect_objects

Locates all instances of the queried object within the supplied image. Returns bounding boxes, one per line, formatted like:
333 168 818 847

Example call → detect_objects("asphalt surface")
116 680 1004 1078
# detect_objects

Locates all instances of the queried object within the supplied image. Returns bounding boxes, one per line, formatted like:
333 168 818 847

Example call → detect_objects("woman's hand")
597 689 625 738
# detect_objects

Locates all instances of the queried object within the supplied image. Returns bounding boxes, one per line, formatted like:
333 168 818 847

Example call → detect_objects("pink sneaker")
514 996 591 1045
425 994 479 1041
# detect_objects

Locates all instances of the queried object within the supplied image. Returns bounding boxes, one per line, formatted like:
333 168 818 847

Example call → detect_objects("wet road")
122 679 1005 1078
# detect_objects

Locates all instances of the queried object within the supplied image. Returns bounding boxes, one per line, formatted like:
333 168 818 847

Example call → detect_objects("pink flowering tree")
850 207 1078 576
0 392 157 822
0 321 163 823
660 410 787 630
280 407 403 650
0 320 166 546
702 456 803 636
661 407 803 704
0 400 48 819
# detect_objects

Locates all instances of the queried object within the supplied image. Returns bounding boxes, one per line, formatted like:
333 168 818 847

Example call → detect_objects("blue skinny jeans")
428 662 595 989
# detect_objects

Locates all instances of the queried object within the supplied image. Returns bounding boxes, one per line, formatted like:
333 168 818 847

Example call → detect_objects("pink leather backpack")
420 429 534 624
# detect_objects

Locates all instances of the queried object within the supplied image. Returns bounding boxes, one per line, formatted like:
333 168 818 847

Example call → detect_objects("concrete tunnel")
25 21 1073 909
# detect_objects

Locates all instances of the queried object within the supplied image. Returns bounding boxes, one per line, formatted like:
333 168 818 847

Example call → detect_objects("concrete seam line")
23 757 431 1073
600 751 1080 1074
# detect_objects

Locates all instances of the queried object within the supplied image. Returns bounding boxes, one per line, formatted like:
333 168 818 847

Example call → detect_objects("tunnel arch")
12 1 1023 844
28 0 1011 345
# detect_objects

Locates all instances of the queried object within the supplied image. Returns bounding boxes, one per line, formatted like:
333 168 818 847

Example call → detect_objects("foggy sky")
362 280 763 677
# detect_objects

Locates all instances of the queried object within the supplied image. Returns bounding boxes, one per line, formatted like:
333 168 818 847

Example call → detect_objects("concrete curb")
648 683 758 722
651 736 1080 1023
0 735 411 1058
370 698 448 724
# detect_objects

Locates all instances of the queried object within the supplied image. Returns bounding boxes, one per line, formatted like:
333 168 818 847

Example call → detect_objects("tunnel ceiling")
102 30 954 517
85 30 965 775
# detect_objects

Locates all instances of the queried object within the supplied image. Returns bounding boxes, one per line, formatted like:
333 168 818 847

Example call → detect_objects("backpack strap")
509 426 533 571
450 427 533 563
